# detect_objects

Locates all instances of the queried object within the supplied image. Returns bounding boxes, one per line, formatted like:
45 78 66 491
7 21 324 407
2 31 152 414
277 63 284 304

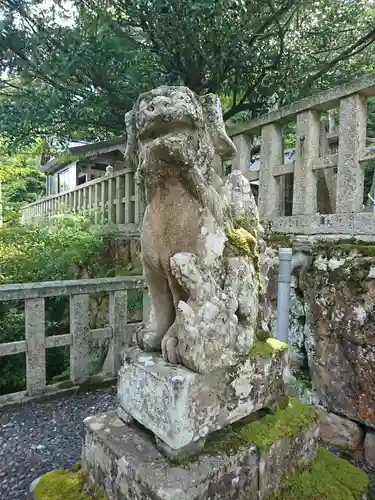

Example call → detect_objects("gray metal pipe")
275 248 312 343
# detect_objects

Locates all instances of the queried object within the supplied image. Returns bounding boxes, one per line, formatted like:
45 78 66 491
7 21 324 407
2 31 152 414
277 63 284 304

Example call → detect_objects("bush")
0 212 119 394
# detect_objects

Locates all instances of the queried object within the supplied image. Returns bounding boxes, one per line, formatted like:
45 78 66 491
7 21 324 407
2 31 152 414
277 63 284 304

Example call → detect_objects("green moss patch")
317 238 375 258
236 397 318 452
270 448 369 500
172 398 317 466
266 234 293 247
226 227 257 257
249 338 288 360
34 468 107 500
224 218 262 289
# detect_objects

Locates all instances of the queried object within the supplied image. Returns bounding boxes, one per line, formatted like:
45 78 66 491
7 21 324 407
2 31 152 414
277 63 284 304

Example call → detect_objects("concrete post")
232 134 252 175
70 293 90 384
293 110 320 215
25 298 46 395
258 123 283 218
107 290 128 376
336 93 367 213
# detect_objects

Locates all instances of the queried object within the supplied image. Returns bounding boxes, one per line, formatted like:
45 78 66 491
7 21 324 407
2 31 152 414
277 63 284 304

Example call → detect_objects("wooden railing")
20 75 375 236
0 276 148 406
21 166 141 235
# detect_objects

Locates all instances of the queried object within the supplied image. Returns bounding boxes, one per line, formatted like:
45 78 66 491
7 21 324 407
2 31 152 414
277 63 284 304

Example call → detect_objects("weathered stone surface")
300 248 375 427
82 411 259 500
259 423 319 499
124 85 264 373
82 400 320 500
364 431 375 469
318 409 364 451
118 343 288 453
266 240 375 428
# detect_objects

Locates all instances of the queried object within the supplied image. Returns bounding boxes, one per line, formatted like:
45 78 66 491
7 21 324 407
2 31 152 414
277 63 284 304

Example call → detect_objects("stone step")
82 398 320 500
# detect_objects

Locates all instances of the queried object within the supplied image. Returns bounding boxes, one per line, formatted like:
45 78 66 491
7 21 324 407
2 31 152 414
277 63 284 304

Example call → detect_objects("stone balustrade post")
70 293 90 384
107 290 128 376
231 133 252 175
142 288 151 325
25 298 46 396
292 110 320 215
258 123 283 218
336 93 367 213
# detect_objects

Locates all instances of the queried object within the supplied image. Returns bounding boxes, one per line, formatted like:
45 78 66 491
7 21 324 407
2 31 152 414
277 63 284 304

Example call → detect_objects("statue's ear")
199 94 237 161
124 110 139 172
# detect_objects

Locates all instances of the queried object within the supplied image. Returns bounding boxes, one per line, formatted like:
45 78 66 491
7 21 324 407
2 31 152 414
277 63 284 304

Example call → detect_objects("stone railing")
21 166 141 235
229 74 375 236
0 276 147 406
20 75 375 236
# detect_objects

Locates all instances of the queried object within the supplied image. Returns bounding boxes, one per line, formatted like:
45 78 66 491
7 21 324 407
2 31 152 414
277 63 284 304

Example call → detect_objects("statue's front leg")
137 263 175 352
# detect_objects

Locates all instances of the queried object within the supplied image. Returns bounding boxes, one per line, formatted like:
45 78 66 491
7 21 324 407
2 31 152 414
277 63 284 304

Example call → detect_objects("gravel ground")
0 386 117 500
0 387 374 500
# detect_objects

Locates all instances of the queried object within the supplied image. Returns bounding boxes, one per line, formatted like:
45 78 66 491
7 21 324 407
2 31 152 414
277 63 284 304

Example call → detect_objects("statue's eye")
149 105 155 111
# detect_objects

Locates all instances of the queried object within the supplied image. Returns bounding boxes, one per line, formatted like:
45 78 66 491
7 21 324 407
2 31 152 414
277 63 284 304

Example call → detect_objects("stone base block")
82 411 259 500
82 399 319 500
118 341 288 453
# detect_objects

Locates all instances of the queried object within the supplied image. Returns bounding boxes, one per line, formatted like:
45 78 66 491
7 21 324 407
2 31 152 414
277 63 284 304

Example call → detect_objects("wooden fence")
0 276 147 405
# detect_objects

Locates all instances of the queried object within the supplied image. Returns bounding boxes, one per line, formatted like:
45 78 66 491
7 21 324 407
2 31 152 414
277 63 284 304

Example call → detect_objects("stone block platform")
82 398 320 500
117 340 289 455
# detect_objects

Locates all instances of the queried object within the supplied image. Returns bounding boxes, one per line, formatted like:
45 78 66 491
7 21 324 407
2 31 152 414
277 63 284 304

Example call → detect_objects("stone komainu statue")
124 86 265 374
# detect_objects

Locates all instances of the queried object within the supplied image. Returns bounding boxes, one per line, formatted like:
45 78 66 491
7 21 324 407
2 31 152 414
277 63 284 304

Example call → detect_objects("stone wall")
267 238 375 469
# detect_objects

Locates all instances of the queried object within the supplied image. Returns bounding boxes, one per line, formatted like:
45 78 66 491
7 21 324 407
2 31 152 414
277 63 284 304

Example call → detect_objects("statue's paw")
161 327 181 365
136 327 162 352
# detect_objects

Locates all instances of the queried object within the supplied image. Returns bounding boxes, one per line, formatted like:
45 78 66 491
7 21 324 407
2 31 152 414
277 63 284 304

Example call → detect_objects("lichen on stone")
33 467 107 500
270 447 369 500
249 337 288 360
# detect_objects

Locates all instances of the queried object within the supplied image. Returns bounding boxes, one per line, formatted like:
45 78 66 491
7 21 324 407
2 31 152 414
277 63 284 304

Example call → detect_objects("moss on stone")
33 467 107 500
226 227 257 257
317 238 375 258
270 448 369 500
249 338 288 360
172 398 317 466
255 327 273 341
235 397 318 452
224 217 262 290
266 234 293 247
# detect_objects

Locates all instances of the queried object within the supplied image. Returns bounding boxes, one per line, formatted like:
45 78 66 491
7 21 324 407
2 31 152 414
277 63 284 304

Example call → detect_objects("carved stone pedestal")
117 342 289 457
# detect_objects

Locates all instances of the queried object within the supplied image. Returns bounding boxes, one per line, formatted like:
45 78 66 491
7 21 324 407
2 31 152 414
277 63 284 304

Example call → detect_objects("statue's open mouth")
138 116 197 144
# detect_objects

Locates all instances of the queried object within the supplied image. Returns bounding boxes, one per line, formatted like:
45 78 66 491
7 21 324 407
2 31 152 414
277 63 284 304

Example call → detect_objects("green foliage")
0 212 114 284
0 137 45 224
0 212 117 394
0 0 375 144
